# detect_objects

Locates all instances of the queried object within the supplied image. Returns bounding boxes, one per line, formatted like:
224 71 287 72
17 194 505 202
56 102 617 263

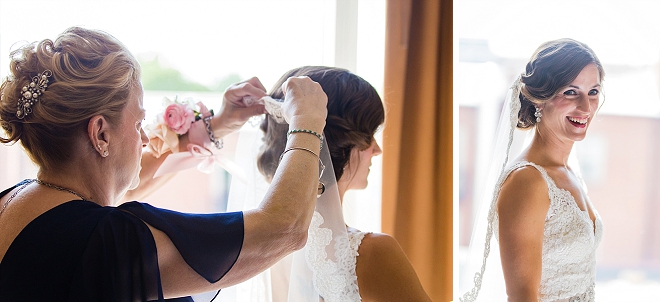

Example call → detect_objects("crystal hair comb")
16 70 52 119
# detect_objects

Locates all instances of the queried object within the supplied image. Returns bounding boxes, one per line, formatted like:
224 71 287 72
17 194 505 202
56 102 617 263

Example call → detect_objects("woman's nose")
140 128 149 148
577 94 591 112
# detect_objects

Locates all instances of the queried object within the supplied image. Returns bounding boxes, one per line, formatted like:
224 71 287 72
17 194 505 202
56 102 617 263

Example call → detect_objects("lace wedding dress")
305 212 370 301
217 128 366 302
461 76 604 302
491 161 603 302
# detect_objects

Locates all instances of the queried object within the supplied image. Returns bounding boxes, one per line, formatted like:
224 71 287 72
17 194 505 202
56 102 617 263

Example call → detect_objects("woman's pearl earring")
97 144 109 157
534 107 542 123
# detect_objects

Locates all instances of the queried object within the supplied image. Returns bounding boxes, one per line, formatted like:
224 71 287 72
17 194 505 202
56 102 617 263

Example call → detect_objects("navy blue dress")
0 180 244 301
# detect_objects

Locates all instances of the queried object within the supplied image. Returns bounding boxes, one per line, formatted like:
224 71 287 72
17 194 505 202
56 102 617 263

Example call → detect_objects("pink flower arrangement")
164 102 195 135
145 96 215 158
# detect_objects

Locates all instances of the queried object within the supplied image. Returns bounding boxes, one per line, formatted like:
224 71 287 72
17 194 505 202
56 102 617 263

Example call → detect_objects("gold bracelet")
279 147 326 196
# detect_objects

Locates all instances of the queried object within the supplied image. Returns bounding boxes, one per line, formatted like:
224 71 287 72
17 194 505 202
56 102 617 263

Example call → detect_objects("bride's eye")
563 89 577 96
588 89 599 96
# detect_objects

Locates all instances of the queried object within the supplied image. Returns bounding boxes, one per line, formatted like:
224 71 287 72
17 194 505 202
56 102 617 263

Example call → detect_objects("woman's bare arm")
497 166 550 302
150 76 328 297
122 135 192 202
124 77 267 202
146 132 324 298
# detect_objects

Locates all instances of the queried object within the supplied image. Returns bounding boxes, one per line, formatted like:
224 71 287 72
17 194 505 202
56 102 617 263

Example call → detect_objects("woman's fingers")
280 76 327 126
224 77 267 107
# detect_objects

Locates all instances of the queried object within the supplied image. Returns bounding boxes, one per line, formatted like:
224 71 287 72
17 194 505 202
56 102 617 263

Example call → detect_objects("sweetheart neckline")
554 186 599 237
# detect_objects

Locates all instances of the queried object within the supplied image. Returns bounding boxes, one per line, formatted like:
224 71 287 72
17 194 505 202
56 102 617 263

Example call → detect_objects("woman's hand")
213 77 268 138
202 76 328 288
280 76 327 134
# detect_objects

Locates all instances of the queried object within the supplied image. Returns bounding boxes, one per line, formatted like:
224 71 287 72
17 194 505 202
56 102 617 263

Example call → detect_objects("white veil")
215 118 358 302
459 76 527 302
460 76 584 301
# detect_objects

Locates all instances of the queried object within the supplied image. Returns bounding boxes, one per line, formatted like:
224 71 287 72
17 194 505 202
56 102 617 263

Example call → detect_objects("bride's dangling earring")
535 106 542 123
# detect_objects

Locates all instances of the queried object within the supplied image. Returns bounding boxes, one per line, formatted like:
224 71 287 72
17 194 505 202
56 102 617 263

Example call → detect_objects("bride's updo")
0 27 140 171
257 66 384 182
517 38 604 129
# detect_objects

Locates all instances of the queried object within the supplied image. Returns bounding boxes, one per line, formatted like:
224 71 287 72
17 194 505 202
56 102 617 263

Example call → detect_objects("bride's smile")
567 116 588 128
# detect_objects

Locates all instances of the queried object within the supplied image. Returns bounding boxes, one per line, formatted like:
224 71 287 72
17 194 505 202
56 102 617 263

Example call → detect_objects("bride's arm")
355 233 432 302
497 166 551 302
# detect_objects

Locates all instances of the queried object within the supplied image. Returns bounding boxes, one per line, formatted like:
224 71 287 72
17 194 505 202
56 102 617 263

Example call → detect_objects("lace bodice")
306 211 369 302
493 161 603 302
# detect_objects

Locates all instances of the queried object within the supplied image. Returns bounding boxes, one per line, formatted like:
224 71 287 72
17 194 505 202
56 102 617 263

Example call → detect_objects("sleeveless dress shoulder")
306 210 371 302
0 180 244 301
493 162 603 302
347 227 370 301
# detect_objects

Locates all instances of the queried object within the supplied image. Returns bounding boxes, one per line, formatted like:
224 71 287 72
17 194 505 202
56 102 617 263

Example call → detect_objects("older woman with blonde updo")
0 27 327 301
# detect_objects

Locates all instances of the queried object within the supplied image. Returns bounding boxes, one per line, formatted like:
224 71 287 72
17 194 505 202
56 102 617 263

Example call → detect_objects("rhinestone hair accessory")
16 70 52 119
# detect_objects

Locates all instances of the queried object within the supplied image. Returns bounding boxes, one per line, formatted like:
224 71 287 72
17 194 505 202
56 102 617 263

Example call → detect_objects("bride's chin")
572 130 590 141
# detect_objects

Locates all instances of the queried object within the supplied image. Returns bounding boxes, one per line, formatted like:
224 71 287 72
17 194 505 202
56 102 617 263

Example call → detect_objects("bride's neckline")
517 161 598 236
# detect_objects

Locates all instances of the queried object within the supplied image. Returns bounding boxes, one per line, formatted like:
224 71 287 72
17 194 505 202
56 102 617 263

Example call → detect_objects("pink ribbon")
153 143 247 183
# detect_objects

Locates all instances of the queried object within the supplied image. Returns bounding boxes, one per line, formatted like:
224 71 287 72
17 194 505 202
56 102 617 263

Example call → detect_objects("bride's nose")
373 140 382 156
576 94 591 112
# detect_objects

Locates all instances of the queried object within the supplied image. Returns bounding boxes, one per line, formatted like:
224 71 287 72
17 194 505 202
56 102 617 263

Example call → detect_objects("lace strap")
348 230 369 253
516 161 566 207
517 162 554 185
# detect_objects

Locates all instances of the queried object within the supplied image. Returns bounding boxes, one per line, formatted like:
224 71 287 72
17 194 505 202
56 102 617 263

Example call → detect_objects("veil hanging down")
216 118 358 301
459 77 583 301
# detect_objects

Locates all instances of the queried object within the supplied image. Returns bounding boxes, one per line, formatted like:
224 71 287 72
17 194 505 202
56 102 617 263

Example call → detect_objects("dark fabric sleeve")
118 202 244 284
0 199 200 302
69 207 168 301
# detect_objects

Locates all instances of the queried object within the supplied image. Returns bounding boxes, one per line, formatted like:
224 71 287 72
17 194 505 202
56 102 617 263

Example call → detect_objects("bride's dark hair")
517 38 604 129
257 66 384 182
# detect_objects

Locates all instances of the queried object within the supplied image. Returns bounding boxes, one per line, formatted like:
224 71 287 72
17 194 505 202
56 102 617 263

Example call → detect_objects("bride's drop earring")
535 107 542 123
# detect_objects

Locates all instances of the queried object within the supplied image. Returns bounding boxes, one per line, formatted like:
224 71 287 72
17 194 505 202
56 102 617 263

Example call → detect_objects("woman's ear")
88 115 110 158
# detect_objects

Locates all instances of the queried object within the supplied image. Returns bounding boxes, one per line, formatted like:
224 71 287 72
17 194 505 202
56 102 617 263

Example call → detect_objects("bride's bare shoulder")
356 233 431 301
497 164 551 221
499 164 548 202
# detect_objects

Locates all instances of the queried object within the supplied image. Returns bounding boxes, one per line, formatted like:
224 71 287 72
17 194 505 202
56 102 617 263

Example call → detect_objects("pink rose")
164 103 195 135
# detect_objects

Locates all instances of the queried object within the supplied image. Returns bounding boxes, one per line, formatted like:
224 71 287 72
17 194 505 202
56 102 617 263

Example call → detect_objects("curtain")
382 0 453 300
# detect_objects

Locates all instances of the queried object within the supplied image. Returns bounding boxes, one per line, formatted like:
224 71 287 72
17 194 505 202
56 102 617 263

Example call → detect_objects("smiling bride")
461 39 604 302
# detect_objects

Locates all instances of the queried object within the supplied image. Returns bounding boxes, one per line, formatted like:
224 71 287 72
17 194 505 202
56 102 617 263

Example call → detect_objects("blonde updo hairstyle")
0 27 141 171
517 38 604 129
257 66 384 182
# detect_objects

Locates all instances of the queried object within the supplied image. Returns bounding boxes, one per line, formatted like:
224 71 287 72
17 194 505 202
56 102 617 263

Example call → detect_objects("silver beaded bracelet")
287 129 324 149
202 116 223 149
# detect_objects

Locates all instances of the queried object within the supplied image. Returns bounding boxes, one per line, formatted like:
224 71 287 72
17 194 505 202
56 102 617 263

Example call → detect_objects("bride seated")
226 66 432 301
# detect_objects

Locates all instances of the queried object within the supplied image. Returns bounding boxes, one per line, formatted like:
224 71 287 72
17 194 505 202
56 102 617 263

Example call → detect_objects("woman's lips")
567 116 588 128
